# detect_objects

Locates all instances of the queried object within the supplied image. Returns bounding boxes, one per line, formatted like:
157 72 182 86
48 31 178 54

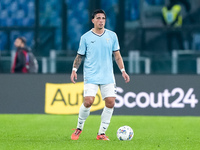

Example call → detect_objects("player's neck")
92 28 105 35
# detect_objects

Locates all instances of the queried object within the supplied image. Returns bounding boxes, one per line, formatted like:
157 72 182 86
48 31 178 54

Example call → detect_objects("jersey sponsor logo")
45 82 105 114
91 40 96 43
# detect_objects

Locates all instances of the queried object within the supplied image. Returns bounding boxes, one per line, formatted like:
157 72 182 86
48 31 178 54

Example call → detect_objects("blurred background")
0 0 200 74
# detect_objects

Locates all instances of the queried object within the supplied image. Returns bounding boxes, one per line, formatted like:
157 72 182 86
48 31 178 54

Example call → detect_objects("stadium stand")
0 0 35 51
66 0 89 51
125 0 140 21
0 0 199 53
101 0 118 30
0 32 7 50
146 0 164 5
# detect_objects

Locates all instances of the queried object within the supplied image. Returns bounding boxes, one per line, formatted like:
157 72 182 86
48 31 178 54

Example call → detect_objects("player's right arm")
70 54 83 83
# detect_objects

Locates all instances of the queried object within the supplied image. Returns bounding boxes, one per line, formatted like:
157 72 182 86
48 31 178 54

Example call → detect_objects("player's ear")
92 19 94 24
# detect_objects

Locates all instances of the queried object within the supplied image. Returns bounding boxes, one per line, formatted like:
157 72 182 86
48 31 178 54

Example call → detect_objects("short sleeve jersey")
77 29 120 84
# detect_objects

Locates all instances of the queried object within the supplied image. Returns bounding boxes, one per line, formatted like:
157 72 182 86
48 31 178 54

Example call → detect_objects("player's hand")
122 71 130 83
70 71 77 84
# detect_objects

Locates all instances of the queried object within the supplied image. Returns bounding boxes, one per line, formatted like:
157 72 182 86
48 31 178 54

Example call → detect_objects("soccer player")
70 9 130 140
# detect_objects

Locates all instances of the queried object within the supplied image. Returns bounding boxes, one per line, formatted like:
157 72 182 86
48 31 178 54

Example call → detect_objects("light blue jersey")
77 29 120 84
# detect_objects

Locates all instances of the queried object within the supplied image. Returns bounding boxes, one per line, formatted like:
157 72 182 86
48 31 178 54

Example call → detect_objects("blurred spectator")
162 0 184 53
11 37 38 73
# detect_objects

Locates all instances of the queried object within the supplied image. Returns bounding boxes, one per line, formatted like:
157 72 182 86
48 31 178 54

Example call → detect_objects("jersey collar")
91 29 106 37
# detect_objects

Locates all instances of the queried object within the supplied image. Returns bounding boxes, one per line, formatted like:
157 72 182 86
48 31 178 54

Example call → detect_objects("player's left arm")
113 50 130 83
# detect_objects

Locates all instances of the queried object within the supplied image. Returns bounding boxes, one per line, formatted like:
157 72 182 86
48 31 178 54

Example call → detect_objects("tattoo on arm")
73 54 83 69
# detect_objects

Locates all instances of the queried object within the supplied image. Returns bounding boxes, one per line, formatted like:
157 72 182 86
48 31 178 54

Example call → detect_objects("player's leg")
77 83 98 130
71 84 98 140
97 83 116 140
77 96 94 130
98 97 115 135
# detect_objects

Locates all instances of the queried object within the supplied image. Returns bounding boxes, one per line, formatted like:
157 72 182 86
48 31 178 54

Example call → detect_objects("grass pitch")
0 114 200 150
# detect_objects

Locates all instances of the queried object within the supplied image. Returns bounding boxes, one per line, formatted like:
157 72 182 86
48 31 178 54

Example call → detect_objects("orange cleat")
96 134 110 140
71 128 82 140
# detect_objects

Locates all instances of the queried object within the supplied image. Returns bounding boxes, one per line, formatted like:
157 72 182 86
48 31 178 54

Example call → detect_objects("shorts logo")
114 84 117 94
85 89 88 94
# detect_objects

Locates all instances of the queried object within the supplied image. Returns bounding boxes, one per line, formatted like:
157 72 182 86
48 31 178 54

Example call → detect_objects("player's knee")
106 103 115 108
84 101 93 107
105 100 115 108
83 97 94 107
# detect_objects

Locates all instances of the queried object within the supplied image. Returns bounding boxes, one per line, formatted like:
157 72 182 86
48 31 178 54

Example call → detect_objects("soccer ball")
117 126 134 141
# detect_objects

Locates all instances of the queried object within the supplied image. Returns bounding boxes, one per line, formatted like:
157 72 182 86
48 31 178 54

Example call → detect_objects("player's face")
14 38 23 48
92 13 106 30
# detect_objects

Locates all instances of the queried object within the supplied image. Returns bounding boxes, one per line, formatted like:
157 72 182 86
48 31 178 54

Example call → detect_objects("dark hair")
91 9 106 19
18 37 27 45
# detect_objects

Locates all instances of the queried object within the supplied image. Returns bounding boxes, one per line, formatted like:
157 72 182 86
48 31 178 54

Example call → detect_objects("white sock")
77 103 91 130
98 106 114 135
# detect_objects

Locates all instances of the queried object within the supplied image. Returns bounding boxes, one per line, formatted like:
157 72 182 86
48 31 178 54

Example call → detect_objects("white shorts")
84 83 116 100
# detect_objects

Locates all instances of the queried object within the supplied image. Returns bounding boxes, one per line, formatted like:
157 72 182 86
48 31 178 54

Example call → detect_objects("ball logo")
119 129 126 134
45 82 105 114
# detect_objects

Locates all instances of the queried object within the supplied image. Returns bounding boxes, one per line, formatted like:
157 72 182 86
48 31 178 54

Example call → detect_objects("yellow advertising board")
45 82 105 114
